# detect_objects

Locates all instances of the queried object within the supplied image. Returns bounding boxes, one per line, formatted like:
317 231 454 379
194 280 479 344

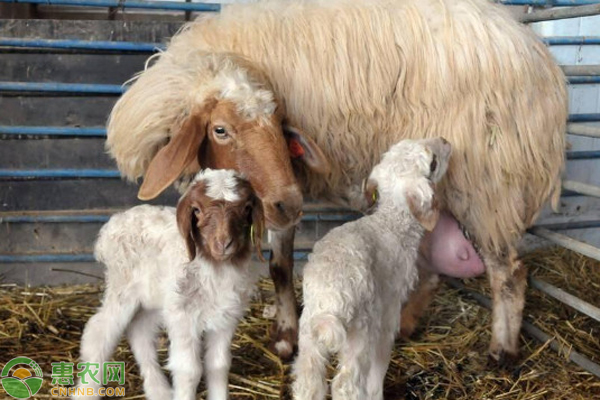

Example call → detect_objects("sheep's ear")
138 104 214 200
363 179 378 214
284 126 331 175
176 194 199 261
407 183 439 232
251 196 266 262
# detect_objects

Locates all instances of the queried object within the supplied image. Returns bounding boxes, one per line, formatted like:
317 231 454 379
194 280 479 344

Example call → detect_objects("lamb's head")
364 138 452 231
176 169 265 265
132 53 330 231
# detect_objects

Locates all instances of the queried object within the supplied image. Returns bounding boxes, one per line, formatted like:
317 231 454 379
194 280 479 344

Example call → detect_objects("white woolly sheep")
293 138 452 400
74 169 264 400
106 0 567 362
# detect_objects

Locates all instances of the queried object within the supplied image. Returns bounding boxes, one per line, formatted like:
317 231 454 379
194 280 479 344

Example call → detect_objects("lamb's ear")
284 126 331 175
250 196 266 262
138 102 215 200
363 179 378 214
176 193 199 261
407 183 440 232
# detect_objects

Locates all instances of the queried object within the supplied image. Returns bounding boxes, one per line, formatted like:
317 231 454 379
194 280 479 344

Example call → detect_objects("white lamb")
293 138 452 400
74 169 264 400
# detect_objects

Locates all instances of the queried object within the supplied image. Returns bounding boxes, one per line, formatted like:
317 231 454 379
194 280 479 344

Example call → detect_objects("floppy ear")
176 194 199 261
363 179 378 214
138 101 216 200
284 125 331 175
406 183 440 232
250 196 266 262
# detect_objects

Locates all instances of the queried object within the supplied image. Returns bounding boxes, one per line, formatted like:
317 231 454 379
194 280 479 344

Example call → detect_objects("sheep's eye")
430 154 438 174
213 126 229 139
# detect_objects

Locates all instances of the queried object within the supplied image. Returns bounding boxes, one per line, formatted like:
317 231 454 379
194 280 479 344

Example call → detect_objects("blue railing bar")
0 82 124 94
569 114 600 122
1 79 596 95
566 150 600 160
569 76 600 84
0 126 106 137
501 0 600 5
0 254 96 263
0 215 111 223
567 123 600 138
0 212 358 224
535 219 600 230
0 251 310 263
545 36 600 46
0 169 121 178
0 38 164 52
0 0 221 12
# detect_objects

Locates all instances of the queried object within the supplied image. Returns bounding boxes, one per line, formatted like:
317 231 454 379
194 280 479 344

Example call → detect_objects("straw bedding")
0 247 598 399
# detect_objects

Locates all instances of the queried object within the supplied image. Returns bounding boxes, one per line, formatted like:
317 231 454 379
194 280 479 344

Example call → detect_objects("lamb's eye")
430 154 438 173
213 126 229 139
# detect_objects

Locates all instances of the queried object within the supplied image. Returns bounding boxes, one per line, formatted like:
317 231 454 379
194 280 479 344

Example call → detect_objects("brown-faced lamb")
74 169 264 400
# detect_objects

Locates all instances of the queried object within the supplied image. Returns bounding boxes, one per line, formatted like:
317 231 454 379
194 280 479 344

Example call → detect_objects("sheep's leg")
74 294 139 399
268 226 298 360
204 326 236 400
486 248 527 365
166 310 203 400
292 325 329 400
126 310 171 400
399 268 440 339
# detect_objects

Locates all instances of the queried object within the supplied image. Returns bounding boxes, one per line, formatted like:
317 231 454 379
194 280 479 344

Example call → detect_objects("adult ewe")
106 0 567 363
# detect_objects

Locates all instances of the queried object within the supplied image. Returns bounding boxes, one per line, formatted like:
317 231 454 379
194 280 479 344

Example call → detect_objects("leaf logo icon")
1 357 44 399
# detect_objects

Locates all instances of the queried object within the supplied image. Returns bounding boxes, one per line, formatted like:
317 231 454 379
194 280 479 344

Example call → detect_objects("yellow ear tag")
372 189 378 203
250 224 256 246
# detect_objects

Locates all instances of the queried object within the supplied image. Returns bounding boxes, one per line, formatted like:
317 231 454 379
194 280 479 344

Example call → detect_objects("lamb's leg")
399 268 440 339
292 325 329 400
74 294 139 400
268 226 298 360
204 325 236 400
126 310 171 400
365 333 394 400
166 310 203 400
331 329 368 400
485 247 527 365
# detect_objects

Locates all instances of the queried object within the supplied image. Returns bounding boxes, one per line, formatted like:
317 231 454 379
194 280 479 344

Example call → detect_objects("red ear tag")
289 138 305 158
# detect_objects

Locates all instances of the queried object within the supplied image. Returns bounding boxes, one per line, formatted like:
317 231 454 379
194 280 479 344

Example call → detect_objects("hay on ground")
0 247 598 399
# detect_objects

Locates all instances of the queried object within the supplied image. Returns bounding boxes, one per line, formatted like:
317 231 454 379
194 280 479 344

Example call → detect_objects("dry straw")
0 247 598 399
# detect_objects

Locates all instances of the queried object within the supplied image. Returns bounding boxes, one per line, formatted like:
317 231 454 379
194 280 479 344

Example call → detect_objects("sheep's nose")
215 238 233 255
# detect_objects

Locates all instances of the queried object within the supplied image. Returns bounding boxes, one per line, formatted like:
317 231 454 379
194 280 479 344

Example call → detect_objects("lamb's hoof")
487 349 520 370
269 323 298 361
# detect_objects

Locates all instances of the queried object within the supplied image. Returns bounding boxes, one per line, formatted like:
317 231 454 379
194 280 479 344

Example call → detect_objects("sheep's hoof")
487 349 520 370
268 324 298 361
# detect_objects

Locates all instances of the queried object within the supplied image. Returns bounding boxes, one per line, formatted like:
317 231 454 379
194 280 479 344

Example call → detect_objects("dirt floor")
0 247 598 399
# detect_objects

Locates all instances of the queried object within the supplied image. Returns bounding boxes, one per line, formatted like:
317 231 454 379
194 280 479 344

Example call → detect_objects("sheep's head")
176 169 265 264
364 138 452 231
137 54 330 231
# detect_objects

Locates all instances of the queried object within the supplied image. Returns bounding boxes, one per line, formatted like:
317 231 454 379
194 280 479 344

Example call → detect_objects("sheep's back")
171 0 567 254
